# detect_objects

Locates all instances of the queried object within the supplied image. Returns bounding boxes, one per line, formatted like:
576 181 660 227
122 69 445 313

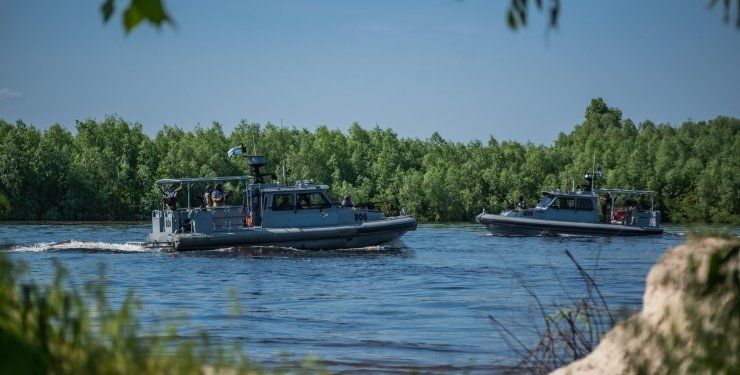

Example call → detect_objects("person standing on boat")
212 183 225 207
202 185 213 208
601 192 612 223
341 195 354 208
163 183 183 211
517 196 526 210
638 193 650 210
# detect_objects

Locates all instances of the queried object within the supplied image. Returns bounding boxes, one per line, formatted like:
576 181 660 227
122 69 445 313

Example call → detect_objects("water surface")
1 223 706 373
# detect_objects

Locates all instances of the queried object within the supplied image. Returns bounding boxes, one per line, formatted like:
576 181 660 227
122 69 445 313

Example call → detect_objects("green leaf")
123 3 144 32
122 0 171 33
136 0 170 24
550 5 559 28
507 9 518 29
101 0 115 23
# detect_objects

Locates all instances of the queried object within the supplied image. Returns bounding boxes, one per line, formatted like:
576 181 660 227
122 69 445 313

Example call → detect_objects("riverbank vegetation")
489 249 617 373
1 98 737 223
0 255 268 374
491 237 739 374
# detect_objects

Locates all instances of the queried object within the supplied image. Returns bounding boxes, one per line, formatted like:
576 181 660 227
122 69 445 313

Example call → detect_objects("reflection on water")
1 223 732 373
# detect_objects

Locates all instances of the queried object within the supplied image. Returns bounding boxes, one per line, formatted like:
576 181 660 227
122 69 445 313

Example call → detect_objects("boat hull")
476 213 663 236
151 215 417 251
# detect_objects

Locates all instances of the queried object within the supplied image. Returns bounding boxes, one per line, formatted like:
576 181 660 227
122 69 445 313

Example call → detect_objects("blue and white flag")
227 146 244 157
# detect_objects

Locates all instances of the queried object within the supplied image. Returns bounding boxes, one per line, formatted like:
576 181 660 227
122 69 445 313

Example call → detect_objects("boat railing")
156 176 253 211
210 206 246 232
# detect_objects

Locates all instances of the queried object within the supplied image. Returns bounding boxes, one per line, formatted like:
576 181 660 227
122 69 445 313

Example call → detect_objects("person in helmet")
212 183 225 207
517 195 526 210
202 184 213 208
162 182 184 211
341 195 354 208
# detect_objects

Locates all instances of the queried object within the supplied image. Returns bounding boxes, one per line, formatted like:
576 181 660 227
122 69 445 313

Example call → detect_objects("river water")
0 223 718 373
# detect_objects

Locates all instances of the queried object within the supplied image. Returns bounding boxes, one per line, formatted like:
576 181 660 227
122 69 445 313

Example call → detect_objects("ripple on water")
1 223 726 373
10 240 150 253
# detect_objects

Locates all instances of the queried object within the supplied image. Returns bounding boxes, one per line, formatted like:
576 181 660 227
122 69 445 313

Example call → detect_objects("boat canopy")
540 189 656 197
261 185 330 193
155 176 253 186
540 190 596 197
596 188 657 196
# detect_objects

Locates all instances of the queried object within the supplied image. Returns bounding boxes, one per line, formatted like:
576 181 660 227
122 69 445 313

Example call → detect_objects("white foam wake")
11 240 149 253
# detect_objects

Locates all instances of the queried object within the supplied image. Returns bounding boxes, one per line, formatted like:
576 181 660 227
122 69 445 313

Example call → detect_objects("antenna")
591 153 596 191
251 134 257 155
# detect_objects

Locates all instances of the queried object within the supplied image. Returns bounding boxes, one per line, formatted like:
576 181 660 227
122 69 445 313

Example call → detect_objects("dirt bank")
552 237 739 374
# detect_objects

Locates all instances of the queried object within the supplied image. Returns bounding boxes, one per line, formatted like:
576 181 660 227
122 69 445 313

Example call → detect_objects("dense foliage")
0 253 325 374
0 98 737 223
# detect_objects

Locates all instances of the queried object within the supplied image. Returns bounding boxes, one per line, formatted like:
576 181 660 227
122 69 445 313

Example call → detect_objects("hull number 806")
354 213 368 221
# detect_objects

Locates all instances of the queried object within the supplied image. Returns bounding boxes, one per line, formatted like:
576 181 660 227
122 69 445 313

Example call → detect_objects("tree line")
0 98 737 223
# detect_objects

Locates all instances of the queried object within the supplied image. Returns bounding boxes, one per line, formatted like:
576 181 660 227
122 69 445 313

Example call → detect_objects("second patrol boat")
476 171 663 236
146 148 417 251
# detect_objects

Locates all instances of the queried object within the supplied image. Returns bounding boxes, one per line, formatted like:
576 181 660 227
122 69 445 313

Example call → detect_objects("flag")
227 146 244 157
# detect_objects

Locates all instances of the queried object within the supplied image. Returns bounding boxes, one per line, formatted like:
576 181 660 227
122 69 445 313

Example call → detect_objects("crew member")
341 195 354 208
297 194 310 209
517 196 526 210
212 183 225 207
163 183 183 211
601 192 612 223
202 185 213 208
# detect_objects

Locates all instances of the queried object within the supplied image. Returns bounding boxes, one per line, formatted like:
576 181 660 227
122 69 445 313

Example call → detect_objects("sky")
0 0 738 144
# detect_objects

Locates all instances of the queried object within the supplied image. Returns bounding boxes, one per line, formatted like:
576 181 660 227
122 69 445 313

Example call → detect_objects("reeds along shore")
493 235 739 375
489 248 620 373
1 98 738 223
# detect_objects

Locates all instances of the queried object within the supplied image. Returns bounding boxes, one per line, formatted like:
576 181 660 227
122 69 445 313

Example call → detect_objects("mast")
591 153 596 192
246 156 268 183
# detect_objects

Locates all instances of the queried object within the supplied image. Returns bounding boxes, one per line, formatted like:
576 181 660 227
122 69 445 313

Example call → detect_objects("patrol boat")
146 154 417 251
476 172 663 236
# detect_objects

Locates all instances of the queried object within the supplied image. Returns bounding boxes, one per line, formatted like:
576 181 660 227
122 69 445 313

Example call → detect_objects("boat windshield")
537 196 554 208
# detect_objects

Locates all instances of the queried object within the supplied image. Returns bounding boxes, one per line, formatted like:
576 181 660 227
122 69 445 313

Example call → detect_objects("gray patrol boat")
476 172 663 236
146 154 417 251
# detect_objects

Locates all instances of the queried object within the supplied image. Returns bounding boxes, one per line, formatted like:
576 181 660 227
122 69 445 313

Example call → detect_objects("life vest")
246 214 254 228
614 209 628 223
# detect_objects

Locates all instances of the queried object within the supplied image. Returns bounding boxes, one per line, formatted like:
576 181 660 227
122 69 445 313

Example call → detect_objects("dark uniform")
602 193 612 223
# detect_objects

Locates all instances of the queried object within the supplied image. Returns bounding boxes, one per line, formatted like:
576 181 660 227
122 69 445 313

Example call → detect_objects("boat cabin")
250 182 337 228
149 156 384 242
503 190 600 223
502 188 660 228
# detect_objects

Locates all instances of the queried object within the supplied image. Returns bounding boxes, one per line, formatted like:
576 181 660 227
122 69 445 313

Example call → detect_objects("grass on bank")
0 254 326 374
489 250 616 373
491 238 739 374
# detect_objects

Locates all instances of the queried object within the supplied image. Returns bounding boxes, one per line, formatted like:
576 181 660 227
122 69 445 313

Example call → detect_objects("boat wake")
206 243 401 254
8 240 406 255
10 240 152 253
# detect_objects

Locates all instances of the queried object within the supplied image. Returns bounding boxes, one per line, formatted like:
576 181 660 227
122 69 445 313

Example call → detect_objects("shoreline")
1 220 737 226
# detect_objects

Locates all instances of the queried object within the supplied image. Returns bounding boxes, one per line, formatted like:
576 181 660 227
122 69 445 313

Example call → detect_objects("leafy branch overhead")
100 0 740 34
506 0 561 30
710 0 740 27
506 0 740 30
100 0 172 34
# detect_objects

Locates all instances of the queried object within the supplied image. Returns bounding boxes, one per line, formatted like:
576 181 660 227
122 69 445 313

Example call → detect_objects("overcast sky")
1 0 738 144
